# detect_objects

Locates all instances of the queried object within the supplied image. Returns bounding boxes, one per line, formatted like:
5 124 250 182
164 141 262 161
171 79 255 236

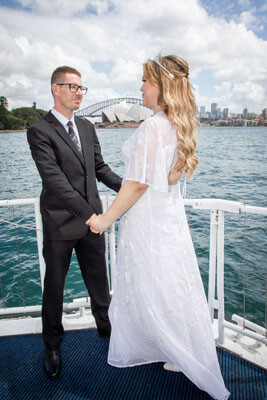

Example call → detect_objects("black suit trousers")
42 231 111 350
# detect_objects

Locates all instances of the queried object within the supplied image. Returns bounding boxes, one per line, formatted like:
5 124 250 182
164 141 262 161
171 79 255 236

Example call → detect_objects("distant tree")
5 115 25 130
12 106 47 121
12 107 37 120
37 108 47 118
0 96 10 129
26 115 39 126
0 98 47 130
0 96 8 109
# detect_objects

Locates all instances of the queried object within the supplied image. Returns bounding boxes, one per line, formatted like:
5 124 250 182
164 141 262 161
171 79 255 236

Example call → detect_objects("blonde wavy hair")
143 55 198 178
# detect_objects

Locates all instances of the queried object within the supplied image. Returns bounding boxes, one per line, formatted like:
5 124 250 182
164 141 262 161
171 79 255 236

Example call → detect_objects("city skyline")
198 102 266 119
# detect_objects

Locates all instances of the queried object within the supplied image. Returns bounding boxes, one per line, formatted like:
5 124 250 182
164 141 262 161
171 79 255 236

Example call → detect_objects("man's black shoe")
44 350 61 379
98 328 111 338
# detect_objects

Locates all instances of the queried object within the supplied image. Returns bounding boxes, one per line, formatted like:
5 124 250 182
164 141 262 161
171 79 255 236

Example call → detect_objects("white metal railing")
184 198 267 347
0 196 266 346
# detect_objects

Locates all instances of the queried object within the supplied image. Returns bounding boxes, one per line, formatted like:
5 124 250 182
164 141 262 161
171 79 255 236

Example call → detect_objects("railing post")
216 210 225 345
208 210 218 321
33 199 45 292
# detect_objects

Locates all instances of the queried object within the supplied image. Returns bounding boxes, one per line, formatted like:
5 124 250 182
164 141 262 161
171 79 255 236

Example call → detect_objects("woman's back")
122 111 178 193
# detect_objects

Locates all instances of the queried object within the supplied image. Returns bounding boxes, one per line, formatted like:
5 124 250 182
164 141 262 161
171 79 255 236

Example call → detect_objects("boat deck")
0 329 266 400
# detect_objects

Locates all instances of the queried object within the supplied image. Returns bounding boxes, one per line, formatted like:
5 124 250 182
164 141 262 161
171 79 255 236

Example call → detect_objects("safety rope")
0 219 41 231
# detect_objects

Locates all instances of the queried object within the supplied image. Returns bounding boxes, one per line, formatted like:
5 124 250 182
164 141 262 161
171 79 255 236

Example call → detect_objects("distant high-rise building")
211 103 218 113
200 106 205 114
243 108 248 117
262 108 267 119
217 109 223 119
211 103 218 118
223 108 229 118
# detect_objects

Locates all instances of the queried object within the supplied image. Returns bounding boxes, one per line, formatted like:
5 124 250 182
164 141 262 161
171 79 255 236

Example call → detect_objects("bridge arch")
75 97 144 117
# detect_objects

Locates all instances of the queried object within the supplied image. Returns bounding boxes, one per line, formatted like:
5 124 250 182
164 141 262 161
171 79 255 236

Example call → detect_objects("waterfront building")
211 103 218 116
206 112 212 119
243 108 248 117
247 112 257 120
217 109 223 119
223 108 229 118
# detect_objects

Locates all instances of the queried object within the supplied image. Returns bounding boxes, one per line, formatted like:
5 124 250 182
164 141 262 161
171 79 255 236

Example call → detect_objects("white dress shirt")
51 108 82 149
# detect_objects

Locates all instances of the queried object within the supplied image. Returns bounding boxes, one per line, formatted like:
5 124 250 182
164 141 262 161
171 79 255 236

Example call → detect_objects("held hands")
85 213 110 234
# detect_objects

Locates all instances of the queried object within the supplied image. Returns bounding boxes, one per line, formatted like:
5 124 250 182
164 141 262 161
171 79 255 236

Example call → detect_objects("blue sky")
201 0 267 40
0 0 266 114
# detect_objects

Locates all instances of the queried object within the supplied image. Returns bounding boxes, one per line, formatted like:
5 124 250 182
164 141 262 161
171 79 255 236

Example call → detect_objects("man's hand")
85 213 101 234
86 213 111 234
85 213 97 226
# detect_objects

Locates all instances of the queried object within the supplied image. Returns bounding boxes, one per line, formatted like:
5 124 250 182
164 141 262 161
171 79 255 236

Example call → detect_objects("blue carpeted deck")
0 329 266 399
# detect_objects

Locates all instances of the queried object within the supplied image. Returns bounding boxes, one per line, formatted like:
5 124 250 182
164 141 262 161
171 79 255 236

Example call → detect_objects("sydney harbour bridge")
75 97 144 117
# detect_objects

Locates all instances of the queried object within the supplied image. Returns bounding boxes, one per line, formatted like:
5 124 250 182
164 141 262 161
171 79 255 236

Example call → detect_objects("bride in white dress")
88 55 230 400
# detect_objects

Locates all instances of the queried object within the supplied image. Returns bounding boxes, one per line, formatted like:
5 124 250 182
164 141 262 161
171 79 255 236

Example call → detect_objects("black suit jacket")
27 111 122 240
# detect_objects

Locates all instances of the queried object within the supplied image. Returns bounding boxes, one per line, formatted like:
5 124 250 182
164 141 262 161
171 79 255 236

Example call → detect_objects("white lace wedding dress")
107 111 230 400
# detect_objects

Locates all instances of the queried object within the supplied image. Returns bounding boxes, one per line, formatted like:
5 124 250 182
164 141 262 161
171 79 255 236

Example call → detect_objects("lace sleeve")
124 117 170 192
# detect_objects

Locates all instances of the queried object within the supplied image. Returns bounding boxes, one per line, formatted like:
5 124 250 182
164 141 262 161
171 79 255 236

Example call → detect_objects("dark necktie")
67 121 82 153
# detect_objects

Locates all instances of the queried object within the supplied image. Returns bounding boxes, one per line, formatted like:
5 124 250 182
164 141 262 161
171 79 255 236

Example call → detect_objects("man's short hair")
51 66 81 85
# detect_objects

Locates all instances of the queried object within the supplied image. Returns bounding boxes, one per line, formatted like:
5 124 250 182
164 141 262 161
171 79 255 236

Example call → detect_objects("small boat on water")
0 196 266 400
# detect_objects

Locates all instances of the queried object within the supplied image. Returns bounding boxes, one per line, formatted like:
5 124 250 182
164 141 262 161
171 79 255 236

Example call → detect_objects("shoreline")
0 123 266 133
94 121 140 129
0 129 27 133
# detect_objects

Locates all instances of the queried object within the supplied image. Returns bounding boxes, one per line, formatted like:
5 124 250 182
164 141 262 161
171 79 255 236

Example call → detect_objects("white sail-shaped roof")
102 110 117 122
115 113 132 123
127 104 152 122
83 116 102 124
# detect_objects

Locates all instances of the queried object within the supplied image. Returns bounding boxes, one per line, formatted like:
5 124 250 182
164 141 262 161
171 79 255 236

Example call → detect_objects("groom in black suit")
27 66 122 379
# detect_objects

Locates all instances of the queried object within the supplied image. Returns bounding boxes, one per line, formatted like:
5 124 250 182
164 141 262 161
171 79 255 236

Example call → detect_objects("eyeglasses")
56 83 88 95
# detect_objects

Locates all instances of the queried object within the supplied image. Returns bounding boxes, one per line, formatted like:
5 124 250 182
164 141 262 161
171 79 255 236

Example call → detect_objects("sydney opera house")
83 101 152 125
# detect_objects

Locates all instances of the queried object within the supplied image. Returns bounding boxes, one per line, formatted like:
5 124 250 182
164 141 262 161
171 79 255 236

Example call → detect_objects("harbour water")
0 126 266 327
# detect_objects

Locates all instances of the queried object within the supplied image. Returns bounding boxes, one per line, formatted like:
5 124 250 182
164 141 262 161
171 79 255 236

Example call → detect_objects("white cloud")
0 0 266 113
240 10 264 32
240 10 255 25
238 0 251 7
213 80 266 112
